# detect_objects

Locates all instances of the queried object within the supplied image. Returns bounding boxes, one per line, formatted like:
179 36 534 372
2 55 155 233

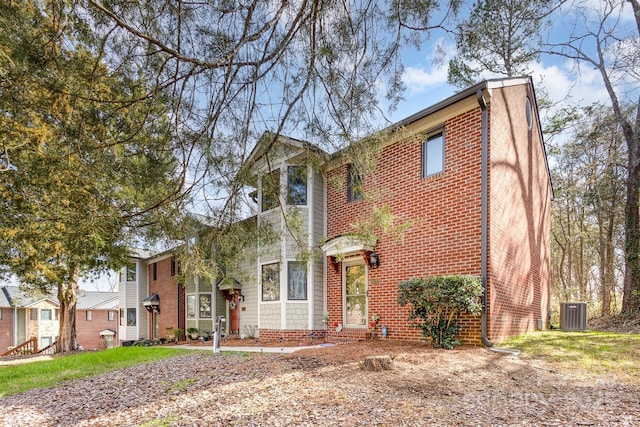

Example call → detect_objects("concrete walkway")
173 343 333 354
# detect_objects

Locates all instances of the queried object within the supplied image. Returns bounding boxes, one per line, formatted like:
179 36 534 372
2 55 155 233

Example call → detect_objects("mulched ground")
1 339 638 426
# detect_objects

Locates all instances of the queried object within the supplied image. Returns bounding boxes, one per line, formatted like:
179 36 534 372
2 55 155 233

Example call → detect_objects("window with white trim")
41 309 52 321
86 310 93 321
261 263 280 301
187 294 196 318
421 132 445 177
287 166 307 205
287 261 307 300
261 169 280 212
199 294 212 318
127 308 136 326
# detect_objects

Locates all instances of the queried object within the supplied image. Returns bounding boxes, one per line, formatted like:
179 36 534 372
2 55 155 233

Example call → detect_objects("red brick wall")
148 257 185 340
487 85 551 342
259 329 326 342
0 308 11 352
326 107 485 344
325 86 550 345
76 309 117 350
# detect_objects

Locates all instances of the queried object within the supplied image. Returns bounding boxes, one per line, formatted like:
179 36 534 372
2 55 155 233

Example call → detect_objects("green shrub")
398 275 483 349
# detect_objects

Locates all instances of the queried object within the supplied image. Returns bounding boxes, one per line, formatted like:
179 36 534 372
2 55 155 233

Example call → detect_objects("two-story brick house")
0 285 119 352
323 77 551 344
122 76 551 346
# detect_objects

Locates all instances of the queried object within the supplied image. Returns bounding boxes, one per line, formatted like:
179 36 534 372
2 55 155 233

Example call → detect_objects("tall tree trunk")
622 137 640 314
56 266 79 352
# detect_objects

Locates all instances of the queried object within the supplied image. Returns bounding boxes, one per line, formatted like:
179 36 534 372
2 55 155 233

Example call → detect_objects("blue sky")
391 0 637 139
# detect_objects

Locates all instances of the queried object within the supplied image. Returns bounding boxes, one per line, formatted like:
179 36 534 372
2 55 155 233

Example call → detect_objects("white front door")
344 263 367 327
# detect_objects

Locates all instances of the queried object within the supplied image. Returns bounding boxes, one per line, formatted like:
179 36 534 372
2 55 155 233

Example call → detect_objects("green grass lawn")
0 347 192 397
502 330 640 383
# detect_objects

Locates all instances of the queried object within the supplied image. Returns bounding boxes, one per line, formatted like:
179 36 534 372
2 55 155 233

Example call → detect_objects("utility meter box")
560 302 588 331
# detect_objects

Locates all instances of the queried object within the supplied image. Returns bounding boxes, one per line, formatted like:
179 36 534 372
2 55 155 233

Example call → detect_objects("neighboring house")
121 76 551 345
76 291 119 350
0 286 12 351
118 250 186 343
0 285 119 352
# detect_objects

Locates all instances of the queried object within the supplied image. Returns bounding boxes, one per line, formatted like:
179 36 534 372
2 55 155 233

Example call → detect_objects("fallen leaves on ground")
1 340 638 426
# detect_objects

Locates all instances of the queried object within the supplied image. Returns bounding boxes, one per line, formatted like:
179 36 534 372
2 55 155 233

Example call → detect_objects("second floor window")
422 132 445 177
262 169 280 212
287 166 307 205
347 164 363 202
126 263 136 282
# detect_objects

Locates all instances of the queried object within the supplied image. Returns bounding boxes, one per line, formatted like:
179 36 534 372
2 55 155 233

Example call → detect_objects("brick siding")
76 309 117 350
148 257 185 340
0 308 11 352
325 86 550 345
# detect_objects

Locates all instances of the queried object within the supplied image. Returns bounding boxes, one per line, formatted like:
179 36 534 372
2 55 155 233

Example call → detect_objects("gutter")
476 89 520 357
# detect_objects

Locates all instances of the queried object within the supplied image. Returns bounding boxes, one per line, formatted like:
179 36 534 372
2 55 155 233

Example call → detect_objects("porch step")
326 328 370 344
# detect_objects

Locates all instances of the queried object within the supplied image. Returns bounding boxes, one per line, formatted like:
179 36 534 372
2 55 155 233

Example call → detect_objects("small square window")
288 261 307 300
347 164 363 201
41 309 52 321
261 263 280 301
287 166 307 205
422 132 444 178
86 310 93 321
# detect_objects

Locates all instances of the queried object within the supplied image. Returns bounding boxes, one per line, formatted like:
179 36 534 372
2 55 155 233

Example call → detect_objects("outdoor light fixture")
238 294 245 302
368 251 380 269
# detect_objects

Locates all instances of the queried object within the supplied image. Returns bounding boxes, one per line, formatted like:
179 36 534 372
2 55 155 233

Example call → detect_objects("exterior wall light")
368 251 380 269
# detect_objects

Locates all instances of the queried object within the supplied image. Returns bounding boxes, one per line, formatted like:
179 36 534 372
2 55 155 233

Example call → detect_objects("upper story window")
525 96 533 131
261 169 280 212
347 164 363 202
126 263 136 281
287 166 307 205
41 309 52 321
152 263 157 281
86 310 93 321
422 132 445 178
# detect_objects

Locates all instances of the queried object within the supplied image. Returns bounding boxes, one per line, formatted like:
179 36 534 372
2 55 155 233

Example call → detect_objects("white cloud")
402 65 450 95
401 39 454 95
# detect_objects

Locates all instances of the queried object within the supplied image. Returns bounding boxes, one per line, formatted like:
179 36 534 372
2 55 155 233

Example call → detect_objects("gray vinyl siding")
137 261 149 339
312 170 326 329
236 247 258 337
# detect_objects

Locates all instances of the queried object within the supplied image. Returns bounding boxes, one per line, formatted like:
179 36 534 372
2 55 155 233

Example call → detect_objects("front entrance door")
229 293 239 334
344 263 367 327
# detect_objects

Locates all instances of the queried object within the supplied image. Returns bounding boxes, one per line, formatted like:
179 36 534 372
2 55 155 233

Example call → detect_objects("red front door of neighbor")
230 294 239 334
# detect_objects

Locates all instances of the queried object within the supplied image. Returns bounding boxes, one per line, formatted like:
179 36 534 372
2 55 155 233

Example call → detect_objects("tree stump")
360 355 393 371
